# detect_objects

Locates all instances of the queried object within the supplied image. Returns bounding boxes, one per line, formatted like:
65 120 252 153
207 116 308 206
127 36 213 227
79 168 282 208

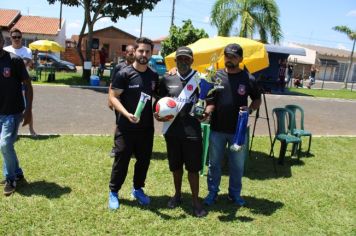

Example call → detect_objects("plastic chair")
200 123 210 176
285 104 312 154
269 108 301 165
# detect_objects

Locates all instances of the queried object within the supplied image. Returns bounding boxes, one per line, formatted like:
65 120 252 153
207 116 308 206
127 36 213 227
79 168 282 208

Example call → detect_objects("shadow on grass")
244 150 306 180
18 134 61 141
120 193 283 222
16 180 71 199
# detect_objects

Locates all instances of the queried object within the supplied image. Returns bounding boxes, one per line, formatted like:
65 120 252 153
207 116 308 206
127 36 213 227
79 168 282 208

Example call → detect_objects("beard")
126 56 135 64
136 56 148 65
225 61 237 69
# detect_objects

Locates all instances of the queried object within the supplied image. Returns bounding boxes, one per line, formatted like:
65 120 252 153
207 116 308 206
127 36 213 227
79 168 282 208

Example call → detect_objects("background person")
278 58 287 92
107 45 135 157
307 65 319 89
155 46 207 217
108 37 159 210
0 31 33 196
98 47 107 78
203 43 261 207
4 28 36 137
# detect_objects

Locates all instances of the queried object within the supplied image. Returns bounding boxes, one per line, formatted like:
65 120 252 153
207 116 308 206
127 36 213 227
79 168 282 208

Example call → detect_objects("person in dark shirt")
203 43 261 207
98 47 107 77
0 31 33 196
108 37 159 210
107 45 135 157
155 46 207 217
278 58 287 92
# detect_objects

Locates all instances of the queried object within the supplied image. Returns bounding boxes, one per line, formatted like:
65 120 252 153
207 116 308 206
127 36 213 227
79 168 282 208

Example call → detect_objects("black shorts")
165 136 202 172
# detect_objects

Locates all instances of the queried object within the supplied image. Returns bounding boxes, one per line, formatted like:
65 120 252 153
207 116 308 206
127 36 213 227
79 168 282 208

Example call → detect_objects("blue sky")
1 0 355 51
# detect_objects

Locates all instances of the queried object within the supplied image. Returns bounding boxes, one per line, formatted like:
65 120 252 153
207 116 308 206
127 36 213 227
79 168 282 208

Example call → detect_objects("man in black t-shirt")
108 37 159 210
155 46 207 217
0 31 33 196
203 43 261 207
107 45 135 157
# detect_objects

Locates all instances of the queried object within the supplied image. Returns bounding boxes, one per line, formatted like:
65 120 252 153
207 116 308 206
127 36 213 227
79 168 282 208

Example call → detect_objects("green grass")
1 136 355 235
287 87 356 100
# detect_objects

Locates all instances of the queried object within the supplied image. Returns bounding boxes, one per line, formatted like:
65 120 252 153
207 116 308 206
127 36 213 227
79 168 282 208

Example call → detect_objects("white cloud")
67 20 81 30
336 43 347 50
203 16 210 23
346 10 356 17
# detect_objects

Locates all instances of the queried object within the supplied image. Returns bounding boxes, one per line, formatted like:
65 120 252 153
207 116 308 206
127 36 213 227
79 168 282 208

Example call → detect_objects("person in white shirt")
4 28 36 137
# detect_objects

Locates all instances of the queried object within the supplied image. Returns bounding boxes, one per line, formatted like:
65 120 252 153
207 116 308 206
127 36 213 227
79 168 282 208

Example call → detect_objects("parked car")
36 53 77 72
149 55 166 77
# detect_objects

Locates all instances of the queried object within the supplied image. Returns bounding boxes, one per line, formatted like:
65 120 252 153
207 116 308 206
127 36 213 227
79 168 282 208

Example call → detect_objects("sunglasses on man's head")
11 36 22 39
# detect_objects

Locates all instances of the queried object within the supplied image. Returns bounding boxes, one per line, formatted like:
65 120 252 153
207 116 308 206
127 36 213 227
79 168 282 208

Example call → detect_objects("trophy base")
192 106 205 119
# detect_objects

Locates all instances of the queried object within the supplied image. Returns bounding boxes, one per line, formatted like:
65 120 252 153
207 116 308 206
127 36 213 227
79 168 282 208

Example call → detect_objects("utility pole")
171 0 176 27
59 0 63 29
140 12 143 37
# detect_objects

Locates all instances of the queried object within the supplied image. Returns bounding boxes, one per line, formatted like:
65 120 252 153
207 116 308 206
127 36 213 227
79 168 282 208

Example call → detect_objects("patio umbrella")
29 40 64 52
165 36 269 73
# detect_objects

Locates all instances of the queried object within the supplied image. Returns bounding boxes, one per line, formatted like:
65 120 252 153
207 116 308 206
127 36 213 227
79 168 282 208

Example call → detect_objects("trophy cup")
134 92 151 121
192 54 223 119
230 109 249 152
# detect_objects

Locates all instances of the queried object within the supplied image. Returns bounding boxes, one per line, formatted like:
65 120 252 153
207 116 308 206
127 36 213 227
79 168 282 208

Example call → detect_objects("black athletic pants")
109 129 154 193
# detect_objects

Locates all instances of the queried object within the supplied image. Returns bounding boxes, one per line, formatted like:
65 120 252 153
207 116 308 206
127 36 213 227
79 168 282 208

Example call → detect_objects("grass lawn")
287 87 356 100
1 136 355 235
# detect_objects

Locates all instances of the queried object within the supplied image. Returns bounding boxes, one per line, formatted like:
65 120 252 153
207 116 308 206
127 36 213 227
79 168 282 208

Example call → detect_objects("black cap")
224 43 243 57
176 46 193 58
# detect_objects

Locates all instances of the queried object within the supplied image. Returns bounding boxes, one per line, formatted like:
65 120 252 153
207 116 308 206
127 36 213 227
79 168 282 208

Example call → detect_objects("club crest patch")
3 67 11 78
238 84 246 95
187 84 193 91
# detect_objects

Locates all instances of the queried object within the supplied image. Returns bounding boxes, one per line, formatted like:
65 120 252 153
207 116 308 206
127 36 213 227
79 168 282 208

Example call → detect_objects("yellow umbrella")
29 40 64 52
165 36 269 73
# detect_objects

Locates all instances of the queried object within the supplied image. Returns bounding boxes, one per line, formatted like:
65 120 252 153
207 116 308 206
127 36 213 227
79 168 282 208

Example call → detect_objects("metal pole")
59 0 63 29
321 61 328 89
171 0 176 27
140 13 143 37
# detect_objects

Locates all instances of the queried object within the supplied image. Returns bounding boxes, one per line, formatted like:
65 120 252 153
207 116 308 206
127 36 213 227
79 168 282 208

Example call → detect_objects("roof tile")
0 9 20 27
12 15 60 35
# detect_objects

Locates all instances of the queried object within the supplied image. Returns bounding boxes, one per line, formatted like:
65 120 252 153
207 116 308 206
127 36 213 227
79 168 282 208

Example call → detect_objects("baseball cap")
176 46 193 58
224 43 243 58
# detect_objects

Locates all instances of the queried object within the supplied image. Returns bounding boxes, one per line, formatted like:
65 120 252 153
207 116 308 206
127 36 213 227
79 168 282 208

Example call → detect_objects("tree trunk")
344 39 355 89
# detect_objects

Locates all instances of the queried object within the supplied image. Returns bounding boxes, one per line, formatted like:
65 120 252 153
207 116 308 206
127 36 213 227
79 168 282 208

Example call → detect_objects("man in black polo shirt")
108 37 158 210
0 31 33 196
203 43 261 207
155 46 207 217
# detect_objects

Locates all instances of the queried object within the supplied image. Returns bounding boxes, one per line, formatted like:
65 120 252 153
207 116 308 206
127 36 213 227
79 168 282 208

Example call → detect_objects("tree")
332 25 356 89
161 20 208 57
48 0 161 80
210 0 282 44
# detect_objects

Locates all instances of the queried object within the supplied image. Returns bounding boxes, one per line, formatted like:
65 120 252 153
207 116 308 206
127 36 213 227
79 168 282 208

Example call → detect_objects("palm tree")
332 25 356 89
210 0 282 43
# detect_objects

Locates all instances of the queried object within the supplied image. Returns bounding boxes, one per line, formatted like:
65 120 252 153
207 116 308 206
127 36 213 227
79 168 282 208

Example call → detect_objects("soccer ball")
155 97 178 120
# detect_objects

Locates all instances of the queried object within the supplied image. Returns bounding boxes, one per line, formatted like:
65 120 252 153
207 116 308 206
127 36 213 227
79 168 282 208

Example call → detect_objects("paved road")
18 85 356 136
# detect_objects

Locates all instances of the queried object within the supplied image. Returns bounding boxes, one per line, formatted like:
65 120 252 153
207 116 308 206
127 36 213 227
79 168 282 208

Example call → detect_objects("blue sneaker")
204 192 218 206
131 188 150 205
108 192 120 210
228 194 246 207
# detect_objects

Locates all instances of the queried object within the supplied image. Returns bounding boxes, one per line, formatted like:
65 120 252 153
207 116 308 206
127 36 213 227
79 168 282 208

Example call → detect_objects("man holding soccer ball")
154 47 207 217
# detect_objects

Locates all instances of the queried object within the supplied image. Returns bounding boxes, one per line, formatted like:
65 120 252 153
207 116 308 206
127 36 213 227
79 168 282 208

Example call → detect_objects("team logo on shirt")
3 67 11 78
187 84 193 91
237 84 246 95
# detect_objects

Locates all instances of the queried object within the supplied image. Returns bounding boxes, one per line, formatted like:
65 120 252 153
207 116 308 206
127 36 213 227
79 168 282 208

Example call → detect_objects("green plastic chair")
285 104 312 154
200 123 210 176
269 108 301 164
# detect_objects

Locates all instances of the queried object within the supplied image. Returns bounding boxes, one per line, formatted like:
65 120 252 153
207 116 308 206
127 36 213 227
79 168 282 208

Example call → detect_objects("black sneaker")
4 180 16 196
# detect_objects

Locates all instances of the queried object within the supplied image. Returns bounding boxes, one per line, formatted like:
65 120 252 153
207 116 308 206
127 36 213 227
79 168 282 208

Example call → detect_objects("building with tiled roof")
0 8 65 48
0 9 20 28
288 42 355 82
